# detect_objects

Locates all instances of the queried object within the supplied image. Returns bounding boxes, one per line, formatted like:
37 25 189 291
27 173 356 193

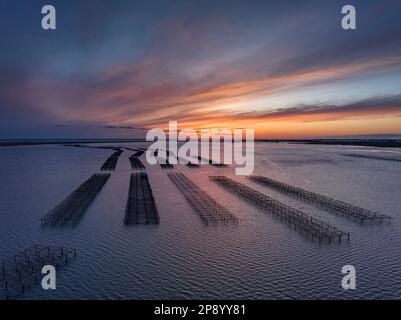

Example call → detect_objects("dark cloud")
1 0 401 137
190 94 401 124
103 125 147 130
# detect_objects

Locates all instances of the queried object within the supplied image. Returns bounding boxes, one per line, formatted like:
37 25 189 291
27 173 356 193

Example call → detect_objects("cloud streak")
1 0 401 138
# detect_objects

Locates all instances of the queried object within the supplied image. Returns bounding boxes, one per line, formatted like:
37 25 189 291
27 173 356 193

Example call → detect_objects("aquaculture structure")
124 173 159 225
169 173 238 225
132 150 145 157
197 156 227 167
186 161 200 168
101 150 123 171
247 175 392 224
0 246 76 300
129 155 146 170
210 176 349 243
160 159 174 169
41 173 110 226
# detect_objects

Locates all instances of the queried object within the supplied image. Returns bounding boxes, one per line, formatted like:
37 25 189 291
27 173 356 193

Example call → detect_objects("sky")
1 0 401 139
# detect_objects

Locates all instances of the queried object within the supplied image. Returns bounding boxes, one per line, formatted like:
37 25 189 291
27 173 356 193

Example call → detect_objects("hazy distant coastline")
262 139 401 148
0 139 143 147
1 138 401 148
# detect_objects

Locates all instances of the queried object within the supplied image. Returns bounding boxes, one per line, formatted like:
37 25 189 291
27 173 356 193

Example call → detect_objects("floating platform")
169 173 238 225
247 175 392 224
41 173 110 227
129 156 146 170
124 173 159 225
210 176 349 243
0 246 76 300
101 150 123 171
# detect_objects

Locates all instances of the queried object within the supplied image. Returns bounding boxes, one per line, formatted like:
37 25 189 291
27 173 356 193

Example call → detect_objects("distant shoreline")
0 139 143 147
259 139 401 148
1 138 401 148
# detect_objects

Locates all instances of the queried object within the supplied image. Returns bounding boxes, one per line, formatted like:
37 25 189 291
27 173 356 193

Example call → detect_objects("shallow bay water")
0 142 400 299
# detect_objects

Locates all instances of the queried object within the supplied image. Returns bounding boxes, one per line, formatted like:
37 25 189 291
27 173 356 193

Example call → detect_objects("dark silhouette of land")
258 139 401 148
0 139 143 147
1 138 401 148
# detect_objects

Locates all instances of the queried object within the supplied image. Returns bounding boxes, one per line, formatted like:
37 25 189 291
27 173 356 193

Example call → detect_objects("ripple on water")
0 142 400 299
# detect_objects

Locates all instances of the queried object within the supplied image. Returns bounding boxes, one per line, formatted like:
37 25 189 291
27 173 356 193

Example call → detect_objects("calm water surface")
0 142 400 299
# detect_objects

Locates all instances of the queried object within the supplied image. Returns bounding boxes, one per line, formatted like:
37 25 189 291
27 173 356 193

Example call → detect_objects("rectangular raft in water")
247 175 391 224
169 173 237 225
41 173 110 227
101 150 123 171
124 173 159 225
210 176 349 243
0 246 76 300
129 156 146 170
